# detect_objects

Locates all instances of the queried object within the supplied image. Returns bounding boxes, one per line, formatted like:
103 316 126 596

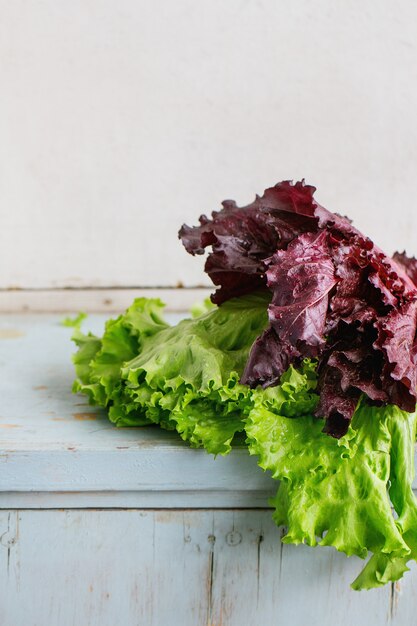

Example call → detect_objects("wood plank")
210 513 393 626
275 537 391 626
1 509 408 626
0 288 211 313
0 448 274 499
0 490 274 510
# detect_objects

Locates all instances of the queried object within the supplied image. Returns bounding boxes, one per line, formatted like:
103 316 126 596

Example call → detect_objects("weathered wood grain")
0 288 211 313
0 510 399 626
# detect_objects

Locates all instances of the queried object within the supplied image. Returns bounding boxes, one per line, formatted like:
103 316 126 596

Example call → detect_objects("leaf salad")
71 180 417 590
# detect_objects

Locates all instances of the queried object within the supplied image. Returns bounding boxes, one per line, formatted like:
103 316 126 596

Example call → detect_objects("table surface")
1 313 417 625
0 313 274 507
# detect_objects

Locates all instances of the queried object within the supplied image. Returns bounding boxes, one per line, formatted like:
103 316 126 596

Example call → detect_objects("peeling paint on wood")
0 508 415 624
0 329 24 339
72 412 98 421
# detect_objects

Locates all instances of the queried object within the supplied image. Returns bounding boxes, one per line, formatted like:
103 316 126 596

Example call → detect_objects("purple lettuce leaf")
179 180 417 437
393 251 417 289
242 230 337 386
179 181 319 304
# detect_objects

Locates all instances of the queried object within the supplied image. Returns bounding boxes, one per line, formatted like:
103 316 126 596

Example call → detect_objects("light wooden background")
1 0 417 296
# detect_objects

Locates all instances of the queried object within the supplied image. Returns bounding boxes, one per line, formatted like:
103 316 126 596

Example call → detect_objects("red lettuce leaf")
179 181 319 305
374 300 417 412
179 180 417 437
393 251 417 288
242 230 337 386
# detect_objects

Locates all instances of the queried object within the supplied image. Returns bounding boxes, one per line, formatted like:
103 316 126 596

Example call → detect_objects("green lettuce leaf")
190 297 216 319
73 292 269 453
61 311 87 328
245 396 417 589
72 297 169 424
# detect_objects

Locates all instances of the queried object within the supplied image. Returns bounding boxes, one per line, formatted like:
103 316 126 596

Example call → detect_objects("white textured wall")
1 1 417 289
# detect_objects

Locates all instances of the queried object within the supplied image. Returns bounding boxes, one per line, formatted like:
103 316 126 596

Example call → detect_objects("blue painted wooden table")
0 314 416 625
